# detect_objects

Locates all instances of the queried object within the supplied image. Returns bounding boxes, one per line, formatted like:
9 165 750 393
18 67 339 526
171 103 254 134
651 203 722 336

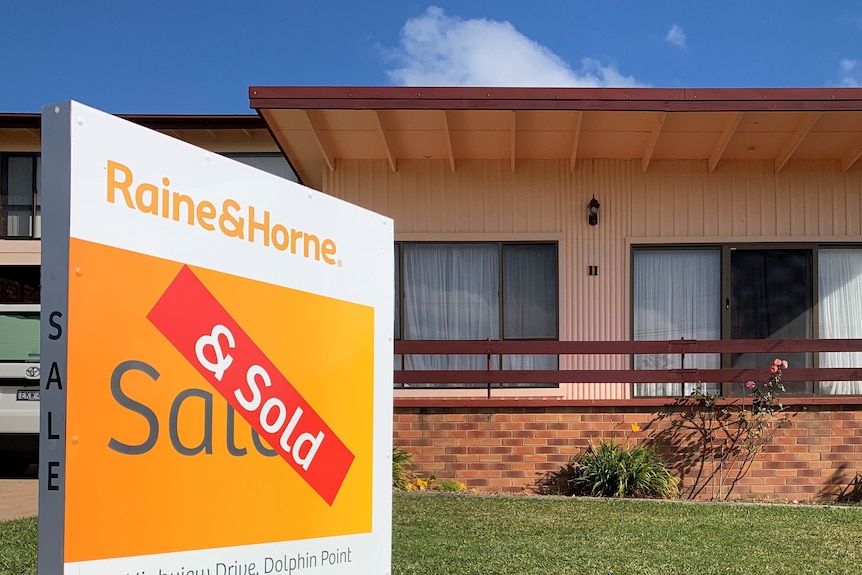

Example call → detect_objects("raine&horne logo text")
105 160 342 267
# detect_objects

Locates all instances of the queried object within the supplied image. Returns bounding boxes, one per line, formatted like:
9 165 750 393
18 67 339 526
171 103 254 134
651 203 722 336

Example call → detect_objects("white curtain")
819 249 862 394
633 250 721 396
403 244 499 371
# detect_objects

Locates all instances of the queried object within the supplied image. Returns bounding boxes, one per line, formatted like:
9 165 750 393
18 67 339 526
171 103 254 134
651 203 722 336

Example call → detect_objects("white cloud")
386 6 644 87
665 24 686 49
839 59 860 86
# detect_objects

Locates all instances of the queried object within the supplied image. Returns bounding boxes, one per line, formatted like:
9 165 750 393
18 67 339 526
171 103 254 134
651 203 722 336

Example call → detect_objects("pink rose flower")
746 380 756 389
770 365 778 374
774 358 783 366
782 360 788 369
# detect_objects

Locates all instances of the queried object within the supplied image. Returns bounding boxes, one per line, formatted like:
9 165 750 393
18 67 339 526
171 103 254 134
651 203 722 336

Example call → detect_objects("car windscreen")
0 312 39 362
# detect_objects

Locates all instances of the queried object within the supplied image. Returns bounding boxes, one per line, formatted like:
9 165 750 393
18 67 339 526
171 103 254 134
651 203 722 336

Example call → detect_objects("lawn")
0 516 36 575
392 494 862 575
3 495 862 575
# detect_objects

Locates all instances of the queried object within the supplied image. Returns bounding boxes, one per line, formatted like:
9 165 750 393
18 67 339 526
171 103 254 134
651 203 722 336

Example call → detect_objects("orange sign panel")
63 238 374 562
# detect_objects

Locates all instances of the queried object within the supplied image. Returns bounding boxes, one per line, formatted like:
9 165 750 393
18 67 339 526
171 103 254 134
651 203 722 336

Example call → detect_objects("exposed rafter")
375 111 397 172
775 112 822 173
569 111 584 172
206 129 217 139
708 112 743 173
510 111 516 173
241 128 254 139
442 111 456 173
841 133 862 172
25 128 39 138
303 110 335 172
642 112 667 172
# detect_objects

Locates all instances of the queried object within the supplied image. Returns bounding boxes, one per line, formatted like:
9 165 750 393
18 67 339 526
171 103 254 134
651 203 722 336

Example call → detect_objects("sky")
3 1 862 115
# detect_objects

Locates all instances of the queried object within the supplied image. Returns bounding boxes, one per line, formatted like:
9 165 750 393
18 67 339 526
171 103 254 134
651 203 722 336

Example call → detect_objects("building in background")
0 112 295 471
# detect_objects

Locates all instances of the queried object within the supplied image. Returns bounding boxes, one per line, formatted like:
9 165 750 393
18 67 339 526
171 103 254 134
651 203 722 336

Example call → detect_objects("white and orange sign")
39 102 393 575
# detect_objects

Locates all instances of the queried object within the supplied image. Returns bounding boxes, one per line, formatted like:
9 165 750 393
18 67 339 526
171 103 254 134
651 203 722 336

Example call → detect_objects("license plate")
16 390 40 401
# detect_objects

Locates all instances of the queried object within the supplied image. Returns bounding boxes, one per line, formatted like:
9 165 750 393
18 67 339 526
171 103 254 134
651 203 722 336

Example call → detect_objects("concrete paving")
0 465 38 521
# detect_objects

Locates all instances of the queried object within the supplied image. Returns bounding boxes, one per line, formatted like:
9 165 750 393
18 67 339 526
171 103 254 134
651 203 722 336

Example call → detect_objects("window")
0 266 39 304
633 249 720 397
1 154 40 238
633 245 862 396
819 249 862 394
0 310 39 363
222 153 297 182
0 266 40 362
395 242 558 388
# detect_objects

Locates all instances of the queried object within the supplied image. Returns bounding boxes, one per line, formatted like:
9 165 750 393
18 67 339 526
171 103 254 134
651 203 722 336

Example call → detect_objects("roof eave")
249 86 862 112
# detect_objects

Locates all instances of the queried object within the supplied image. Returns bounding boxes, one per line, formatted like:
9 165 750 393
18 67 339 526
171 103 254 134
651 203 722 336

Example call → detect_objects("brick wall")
393 403 862 501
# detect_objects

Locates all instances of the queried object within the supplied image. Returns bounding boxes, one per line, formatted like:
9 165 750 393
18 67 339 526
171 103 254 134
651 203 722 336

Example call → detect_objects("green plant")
537 437 678 499
676 358 790 500
576 440 679 499
393 445 416 491
434 479 467 492
406 474 436 491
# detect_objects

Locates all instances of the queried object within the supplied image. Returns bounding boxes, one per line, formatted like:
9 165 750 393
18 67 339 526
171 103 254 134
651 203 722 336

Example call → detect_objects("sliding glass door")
729 249 813 394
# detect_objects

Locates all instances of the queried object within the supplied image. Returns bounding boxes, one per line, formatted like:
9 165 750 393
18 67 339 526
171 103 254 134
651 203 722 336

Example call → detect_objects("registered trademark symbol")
337 260 343 267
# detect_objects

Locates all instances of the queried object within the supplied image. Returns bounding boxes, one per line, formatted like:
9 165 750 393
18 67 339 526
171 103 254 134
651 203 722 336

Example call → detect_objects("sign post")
39 101 393 575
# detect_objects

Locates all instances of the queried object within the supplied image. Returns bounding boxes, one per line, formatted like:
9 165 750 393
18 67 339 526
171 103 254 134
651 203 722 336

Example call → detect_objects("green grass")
0 516 37 575
3 496 862 575
393 494 862 575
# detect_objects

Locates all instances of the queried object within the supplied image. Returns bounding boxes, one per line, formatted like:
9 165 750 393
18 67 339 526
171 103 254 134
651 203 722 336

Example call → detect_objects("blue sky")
3 1 861 114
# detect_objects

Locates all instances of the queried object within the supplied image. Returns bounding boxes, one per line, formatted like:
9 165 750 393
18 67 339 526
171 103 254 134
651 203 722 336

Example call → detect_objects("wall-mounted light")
588 195 600 226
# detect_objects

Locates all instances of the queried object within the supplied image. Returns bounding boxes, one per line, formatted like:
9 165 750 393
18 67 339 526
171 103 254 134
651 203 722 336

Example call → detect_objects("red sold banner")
148 265 355 505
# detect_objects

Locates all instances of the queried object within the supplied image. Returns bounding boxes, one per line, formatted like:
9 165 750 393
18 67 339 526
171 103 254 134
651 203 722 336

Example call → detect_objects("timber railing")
393 338 862 388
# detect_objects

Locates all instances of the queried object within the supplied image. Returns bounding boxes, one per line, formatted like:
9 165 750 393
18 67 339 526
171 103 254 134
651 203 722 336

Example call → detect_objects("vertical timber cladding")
38 102 393 575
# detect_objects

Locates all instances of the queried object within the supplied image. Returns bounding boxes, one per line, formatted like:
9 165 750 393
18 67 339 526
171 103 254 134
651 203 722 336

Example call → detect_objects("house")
3 87 862 499
249 86 862 499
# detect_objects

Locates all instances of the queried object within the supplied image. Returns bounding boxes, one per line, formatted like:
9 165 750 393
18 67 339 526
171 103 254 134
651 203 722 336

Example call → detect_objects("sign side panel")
372 225 394 573
39 102 73 573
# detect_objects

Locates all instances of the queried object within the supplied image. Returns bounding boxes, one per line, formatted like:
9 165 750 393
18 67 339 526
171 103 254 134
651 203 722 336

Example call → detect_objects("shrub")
434 479 467 492
393 445 416 491
403 475 468 492
655 359 790 500
392 445 468 493
537 439 679 499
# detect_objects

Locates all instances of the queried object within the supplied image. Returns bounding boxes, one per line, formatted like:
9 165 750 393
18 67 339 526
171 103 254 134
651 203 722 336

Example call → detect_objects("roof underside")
0 114 275 154
250 86 862 190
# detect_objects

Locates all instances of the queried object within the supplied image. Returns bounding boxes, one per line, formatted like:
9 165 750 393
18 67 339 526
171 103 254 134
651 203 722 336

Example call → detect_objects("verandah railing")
393 339 862 392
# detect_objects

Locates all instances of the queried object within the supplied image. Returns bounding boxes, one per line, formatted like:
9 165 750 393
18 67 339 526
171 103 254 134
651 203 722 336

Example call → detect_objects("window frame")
394 240 560 389
0 153 40 239
630 242 862 397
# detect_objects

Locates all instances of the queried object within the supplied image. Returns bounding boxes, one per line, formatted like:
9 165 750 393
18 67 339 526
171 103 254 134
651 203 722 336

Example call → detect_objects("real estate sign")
39 101 393 575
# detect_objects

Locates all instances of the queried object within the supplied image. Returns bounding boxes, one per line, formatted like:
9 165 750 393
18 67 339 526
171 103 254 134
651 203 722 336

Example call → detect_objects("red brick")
511 414 536 423
535 414 560 422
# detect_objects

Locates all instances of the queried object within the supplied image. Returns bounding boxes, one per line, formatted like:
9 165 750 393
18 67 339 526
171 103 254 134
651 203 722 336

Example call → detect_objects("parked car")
0 304 40 475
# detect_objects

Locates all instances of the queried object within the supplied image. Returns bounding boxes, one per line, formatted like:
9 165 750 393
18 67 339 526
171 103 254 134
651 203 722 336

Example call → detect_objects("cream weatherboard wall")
324 158 862 400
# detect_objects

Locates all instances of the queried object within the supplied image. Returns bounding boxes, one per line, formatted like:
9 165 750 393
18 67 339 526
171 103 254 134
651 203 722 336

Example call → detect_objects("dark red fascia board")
249 86 862 112
0 113 266 131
